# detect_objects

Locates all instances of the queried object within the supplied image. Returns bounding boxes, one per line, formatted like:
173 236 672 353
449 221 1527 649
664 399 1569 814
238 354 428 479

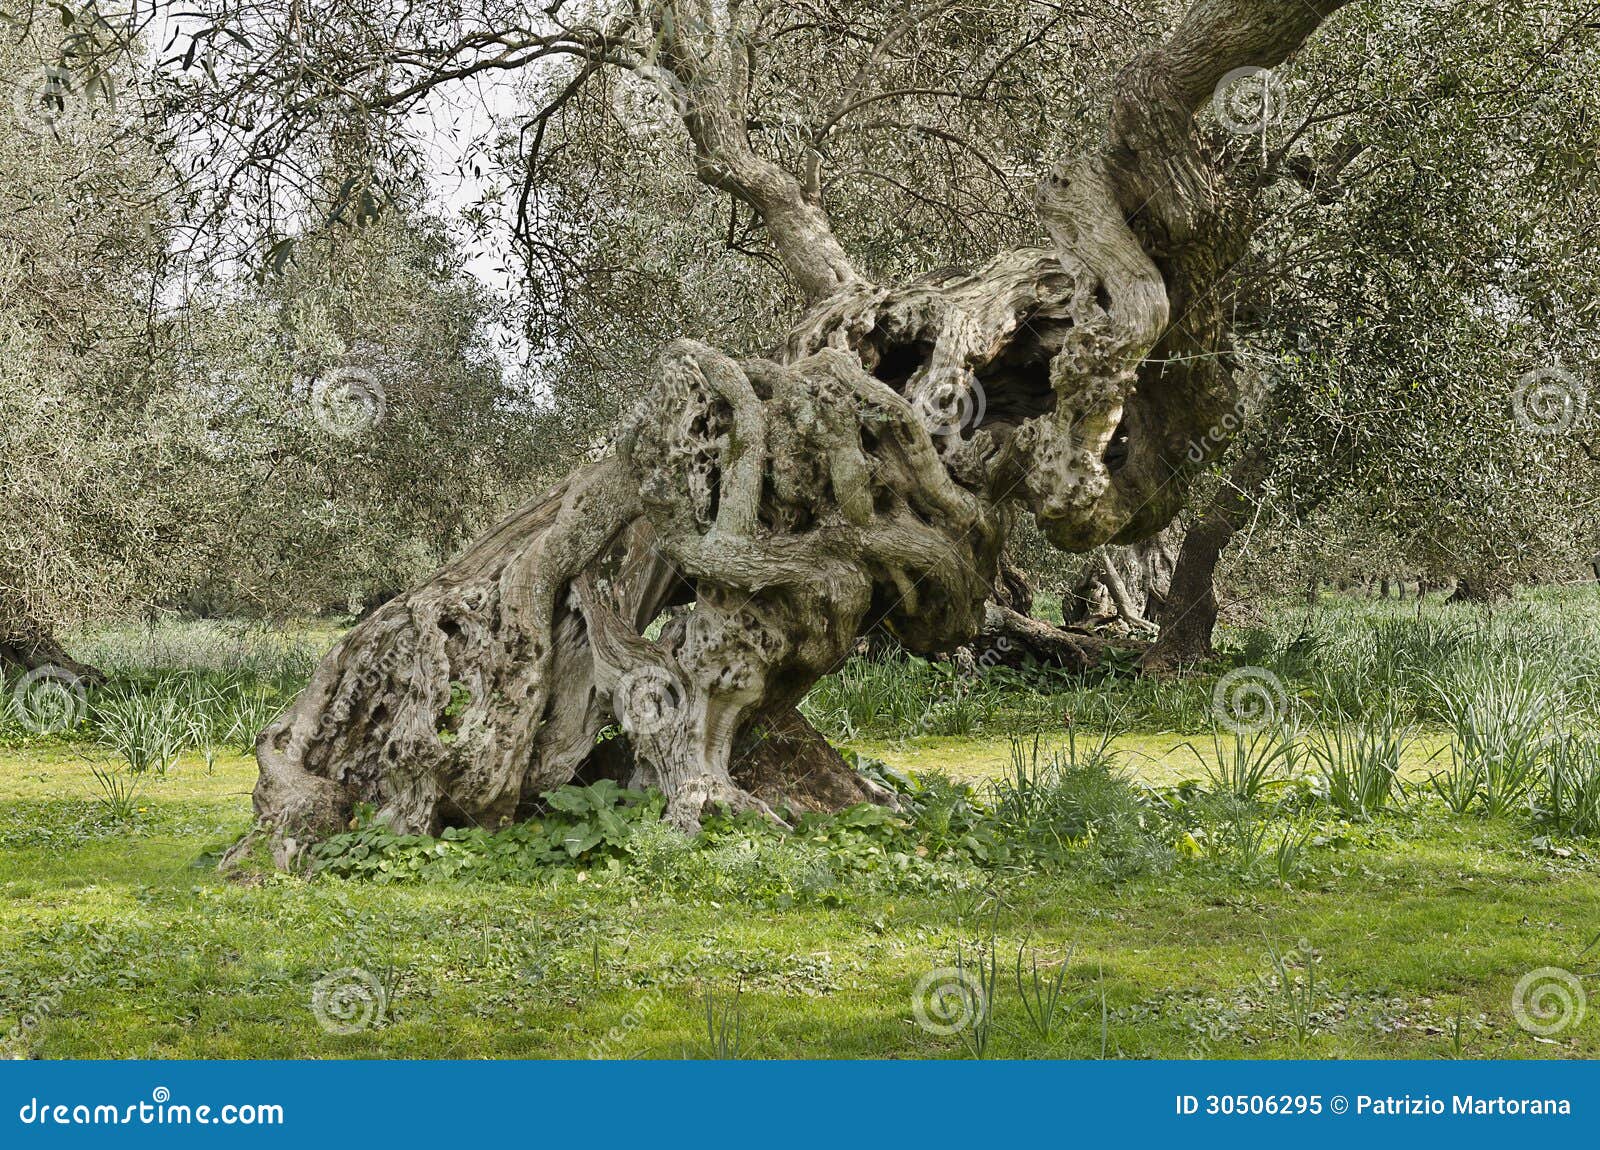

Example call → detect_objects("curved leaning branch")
645 0 865 301
1030 0 1358 543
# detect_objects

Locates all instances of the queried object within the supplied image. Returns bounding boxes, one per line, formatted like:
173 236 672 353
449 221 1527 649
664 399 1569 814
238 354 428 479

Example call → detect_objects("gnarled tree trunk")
1139 506 1237 670
0 592 103 685
233 0 1356 867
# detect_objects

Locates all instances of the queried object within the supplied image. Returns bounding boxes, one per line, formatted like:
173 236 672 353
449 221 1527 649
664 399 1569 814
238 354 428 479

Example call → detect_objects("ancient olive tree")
179 0 1365 865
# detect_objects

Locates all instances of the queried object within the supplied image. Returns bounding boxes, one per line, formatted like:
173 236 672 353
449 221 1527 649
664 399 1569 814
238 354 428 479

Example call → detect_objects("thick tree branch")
647 0 863 301
1027 0 1357 547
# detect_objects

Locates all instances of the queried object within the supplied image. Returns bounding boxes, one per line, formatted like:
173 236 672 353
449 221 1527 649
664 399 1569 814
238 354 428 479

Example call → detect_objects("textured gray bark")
0 596 104 684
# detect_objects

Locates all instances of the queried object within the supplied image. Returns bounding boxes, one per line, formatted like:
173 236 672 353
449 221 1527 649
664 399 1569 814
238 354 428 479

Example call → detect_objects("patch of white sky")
402 70 540 380
127 0 548 386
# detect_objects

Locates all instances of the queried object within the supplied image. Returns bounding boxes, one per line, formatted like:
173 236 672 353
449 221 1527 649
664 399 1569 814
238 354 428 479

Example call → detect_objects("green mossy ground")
3 736 1594 1059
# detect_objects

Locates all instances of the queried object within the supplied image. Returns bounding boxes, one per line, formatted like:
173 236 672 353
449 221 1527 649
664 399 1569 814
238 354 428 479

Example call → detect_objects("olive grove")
10 0 1596 865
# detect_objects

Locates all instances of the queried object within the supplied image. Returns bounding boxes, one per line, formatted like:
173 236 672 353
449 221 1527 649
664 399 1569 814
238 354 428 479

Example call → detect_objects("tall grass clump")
987 732 1162 871
225 688 284 753
1231 590 1600 727
1427 660 1557 818
1303 706 1410 819
1540 735 1600 837
93 687 187 776
1185 720 1300 802
88 763 143 824
802 652 1027 741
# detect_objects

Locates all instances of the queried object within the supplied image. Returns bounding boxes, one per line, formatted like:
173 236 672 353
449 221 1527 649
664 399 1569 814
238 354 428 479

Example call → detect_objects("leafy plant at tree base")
309 781 666 881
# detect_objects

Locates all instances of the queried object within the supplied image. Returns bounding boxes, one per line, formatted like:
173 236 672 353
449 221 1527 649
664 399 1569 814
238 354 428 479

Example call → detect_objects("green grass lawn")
3 740 1596 1059
849 731 1454 785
